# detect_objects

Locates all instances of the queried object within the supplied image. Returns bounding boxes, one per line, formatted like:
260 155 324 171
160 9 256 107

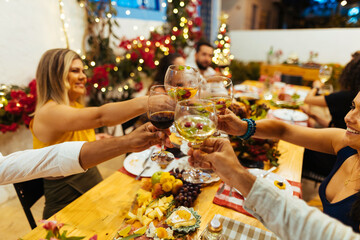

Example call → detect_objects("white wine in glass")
174 99 217 183
319 65 333 84
164 65 200 101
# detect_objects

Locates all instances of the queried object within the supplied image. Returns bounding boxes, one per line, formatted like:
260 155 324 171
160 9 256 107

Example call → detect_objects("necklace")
344 158 360 186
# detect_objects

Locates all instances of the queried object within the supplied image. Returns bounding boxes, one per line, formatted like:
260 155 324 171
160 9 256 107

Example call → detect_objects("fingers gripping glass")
200 75 233 136
148 85 176 168
174 99 218 183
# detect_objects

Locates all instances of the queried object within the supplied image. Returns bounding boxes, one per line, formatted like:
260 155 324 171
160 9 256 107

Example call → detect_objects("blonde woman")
31 48 148 218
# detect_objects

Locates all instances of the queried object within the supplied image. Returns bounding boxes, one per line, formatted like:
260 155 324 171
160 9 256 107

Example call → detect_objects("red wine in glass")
149 111 175 129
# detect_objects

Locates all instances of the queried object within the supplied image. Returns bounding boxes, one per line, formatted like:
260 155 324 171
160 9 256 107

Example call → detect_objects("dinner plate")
123 147 187 177
272 109 309 122
248 168 293 195
234 84 259 93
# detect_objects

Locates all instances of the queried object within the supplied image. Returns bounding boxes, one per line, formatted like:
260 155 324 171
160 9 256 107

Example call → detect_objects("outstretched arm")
0 122 170 185
33 96 148 140
218 109 345 155
189 138 359 240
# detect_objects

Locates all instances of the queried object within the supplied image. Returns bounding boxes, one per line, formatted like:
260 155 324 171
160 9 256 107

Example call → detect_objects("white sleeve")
244 178 360 240
0 141 86 185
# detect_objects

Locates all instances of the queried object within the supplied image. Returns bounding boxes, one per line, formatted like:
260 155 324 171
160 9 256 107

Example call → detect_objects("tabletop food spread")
23 80 307 240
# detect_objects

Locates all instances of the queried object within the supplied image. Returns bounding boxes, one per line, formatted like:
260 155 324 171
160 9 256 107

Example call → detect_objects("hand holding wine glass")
148 85 176 168
174 99 217 183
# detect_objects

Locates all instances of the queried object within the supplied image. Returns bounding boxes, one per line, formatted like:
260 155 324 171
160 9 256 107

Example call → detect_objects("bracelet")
239 118 256 140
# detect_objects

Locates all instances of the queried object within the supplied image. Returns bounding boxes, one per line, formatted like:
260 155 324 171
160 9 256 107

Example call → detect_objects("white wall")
230 28 360 65
0 0 163 203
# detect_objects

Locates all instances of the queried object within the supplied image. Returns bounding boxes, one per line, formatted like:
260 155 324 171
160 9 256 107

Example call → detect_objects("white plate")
234 84 259 93
248 168 293 195
272 109 309 122
123 147 186 177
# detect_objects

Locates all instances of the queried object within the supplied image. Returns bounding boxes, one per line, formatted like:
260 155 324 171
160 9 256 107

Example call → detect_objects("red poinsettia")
88 65 110 88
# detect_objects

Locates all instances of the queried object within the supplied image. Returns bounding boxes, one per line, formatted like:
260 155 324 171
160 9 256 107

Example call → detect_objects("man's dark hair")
195 41 214 53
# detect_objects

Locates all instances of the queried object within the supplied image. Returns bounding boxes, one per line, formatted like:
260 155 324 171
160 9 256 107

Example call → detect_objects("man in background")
187 41 217 78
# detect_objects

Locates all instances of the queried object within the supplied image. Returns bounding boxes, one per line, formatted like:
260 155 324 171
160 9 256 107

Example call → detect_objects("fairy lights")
58 0 69 48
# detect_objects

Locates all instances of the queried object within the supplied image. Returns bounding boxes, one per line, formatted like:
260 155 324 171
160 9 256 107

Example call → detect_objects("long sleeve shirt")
0 141 86 185
244 178 360 240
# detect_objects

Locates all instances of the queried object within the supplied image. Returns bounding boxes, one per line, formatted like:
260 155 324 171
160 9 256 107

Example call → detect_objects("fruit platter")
113 169 202 240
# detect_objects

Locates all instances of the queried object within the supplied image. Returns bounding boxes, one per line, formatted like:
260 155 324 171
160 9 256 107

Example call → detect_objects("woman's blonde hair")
35 48 82 110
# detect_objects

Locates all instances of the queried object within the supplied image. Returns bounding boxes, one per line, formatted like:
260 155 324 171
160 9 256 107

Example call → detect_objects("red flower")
19 94 36 113
10 90 26 100
130 52 139 61
28 79 37 95
5 100 23 115
89 66 109 88
194 17 202 26
0 123 19 133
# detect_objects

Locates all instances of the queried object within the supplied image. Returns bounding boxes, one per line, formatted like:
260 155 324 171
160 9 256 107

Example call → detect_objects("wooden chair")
281 74 303 86
13 178 44 229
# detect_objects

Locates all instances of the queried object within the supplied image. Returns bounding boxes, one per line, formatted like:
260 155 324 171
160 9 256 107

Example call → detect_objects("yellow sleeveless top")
30 101 96 149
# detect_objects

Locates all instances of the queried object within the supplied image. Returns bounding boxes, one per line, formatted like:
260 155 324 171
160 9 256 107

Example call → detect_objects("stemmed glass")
148 85 176 168
164 65 201 101
174 99 218 183
319 65 333 84
200 75 233 135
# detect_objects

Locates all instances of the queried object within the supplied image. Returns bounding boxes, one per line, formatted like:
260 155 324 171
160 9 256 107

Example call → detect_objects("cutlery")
260 166 277 178
135 147 155 180
217 182 226 195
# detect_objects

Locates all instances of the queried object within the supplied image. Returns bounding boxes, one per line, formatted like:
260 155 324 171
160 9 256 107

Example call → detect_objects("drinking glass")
200 75 233 136
318 83 333 95
164 65 201 101
148 85 176 168
319 65 333 84
174 99 218 183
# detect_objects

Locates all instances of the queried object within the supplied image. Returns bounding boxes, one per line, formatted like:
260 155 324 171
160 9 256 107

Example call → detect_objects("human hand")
188 138 245 186
126 122 173 152
95 133 113 140
217 109 247 136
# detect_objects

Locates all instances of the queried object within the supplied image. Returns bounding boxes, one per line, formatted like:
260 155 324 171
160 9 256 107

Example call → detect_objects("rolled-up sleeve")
244 178 360 240
0 141 86 185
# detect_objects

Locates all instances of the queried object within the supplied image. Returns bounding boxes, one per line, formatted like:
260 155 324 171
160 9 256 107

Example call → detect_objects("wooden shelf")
261 64 320 82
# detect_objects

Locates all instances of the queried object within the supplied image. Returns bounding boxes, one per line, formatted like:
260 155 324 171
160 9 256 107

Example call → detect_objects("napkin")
200 214 280 240
213 180 301 217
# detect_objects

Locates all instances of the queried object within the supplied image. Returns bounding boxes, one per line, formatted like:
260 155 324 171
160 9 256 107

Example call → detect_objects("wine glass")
200 75 233 136
318 83 333 95
174 99 218 183
148 85 176 168
319 65 333 84
164 65 201 101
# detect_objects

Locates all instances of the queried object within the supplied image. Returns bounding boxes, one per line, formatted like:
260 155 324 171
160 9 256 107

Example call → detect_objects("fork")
135 147 155 180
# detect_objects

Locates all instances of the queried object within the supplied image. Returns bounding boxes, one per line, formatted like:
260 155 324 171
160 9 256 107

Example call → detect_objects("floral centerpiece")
229 99 281 168
0 79 36 133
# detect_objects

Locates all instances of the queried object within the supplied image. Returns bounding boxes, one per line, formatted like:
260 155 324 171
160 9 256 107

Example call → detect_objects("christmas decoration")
0 80 37 134
78 0 203 107
213 13 233 77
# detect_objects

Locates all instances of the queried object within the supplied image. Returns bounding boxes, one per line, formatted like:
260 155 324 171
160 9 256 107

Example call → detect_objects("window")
89 0 166 21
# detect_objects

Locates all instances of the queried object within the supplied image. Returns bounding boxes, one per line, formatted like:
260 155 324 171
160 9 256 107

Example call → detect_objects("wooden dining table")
22 138 304 239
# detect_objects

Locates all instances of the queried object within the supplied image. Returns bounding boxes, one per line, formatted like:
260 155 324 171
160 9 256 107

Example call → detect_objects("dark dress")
302 91 358 182
319 146 359 232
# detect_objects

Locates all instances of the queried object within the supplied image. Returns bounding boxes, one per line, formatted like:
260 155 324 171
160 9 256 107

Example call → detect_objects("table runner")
213 180 302 217
200 214 280 240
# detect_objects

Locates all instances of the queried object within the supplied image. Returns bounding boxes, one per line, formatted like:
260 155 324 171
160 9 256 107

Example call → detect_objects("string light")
106 13 112 18
154 60 159 65
139 59 144 64
173 8 178 14
126 10 131 15
116 56 121 62
58 0 69 48
95 17 100 23
179 1 185 7
114 66 118 71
